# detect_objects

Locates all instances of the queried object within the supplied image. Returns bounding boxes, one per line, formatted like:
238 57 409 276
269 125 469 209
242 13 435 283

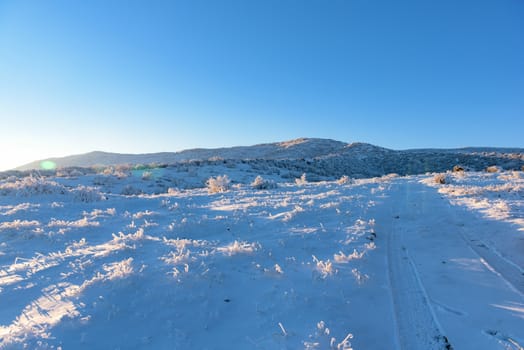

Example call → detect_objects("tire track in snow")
394 178 524 350
459 235 524 296
386 215 451 350
374 181 452 350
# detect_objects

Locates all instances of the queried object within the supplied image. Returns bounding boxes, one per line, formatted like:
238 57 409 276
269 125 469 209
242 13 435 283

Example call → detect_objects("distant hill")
15 138 359 170
12 138 524 179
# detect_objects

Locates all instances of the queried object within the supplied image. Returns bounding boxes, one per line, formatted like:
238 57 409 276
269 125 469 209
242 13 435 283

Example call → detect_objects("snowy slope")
0 169 523 349
15 138 349 170
14 138 524 179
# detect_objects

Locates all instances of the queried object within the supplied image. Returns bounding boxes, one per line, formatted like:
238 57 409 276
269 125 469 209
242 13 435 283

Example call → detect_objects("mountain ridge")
12 138 524 176
14 138 362 170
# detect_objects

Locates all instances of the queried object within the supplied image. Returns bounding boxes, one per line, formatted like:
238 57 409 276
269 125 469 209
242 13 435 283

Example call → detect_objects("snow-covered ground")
0 170 523 349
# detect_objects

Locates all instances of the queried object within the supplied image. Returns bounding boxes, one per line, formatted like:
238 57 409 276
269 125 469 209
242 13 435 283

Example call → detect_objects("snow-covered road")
375 178 524 350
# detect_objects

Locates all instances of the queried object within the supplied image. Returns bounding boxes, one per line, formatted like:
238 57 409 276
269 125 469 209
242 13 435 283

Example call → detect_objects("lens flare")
40 160 57 170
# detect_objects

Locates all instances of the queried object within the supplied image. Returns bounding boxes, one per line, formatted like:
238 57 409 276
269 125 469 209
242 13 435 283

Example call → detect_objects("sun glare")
40 160 57 170
0 146 56 172
0 152 28 172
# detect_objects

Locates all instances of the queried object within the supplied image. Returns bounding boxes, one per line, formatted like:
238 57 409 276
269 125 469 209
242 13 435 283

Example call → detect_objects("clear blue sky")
1 0 523 170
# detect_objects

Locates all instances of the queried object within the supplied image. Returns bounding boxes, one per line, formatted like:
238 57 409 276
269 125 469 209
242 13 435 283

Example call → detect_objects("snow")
0 168 523 349
429 171 524 232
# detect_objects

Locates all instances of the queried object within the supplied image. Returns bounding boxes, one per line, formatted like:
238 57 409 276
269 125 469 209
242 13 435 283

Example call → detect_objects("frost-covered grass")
0 175 66 196
0 219 41 230
0 169 522 349
217 240 260 256
0 172 384 349
0 175 105 203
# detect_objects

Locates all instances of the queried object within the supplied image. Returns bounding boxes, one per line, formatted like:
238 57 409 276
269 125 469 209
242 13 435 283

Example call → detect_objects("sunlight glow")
40 161 57 170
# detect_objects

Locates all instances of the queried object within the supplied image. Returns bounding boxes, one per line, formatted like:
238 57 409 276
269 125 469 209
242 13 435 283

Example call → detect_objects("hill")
15 138 350 170
11 138 524 182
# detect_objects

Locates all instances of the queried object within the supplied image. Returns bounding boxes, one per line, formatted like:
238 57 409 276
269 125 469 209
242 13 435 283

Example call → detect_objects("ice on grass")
313 255 336 278
217 240 260 256
0 219 41 230
0 165 522 349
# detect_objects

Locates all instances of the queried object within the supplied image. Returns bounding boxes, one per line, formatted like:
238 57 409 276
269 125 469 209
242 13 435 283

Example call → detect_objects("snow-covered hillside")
0 168 523 349
14 138 524 180
15 138 350 170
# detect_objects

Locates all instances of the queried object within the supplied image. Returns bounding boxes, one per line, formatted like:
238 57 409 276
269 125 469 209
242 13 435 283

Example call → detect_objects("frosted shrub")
337 175 351 185
486 166 501 173
334 249 365 263
113 170 129 179
0 175 66 196
167 187 181 195
251 175 277 190
312 255 335 278
434 173 449 185
102 167 114 175
72 185 106 202
295 173 307 185
206 175 230 193
217 240 260 256
99 166 129 179
455 165 474 175
103 258 134 280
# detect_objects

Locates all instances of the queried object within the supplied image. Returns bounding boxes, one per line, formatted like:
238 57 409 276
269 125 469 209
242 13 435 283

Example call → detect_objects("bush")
337 175 351 185
206 175 230 193
0 175 66 196
251 176 277 190
434 173 449 184
167 187 180 195
72 185 106 202
486 166 501 173
295 173 307 185
113 170 129 179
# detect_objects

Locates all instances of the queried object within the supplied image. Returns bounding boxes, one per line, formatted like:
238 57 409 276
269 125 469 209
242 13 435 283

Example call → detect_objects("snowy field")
0 170 523 349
